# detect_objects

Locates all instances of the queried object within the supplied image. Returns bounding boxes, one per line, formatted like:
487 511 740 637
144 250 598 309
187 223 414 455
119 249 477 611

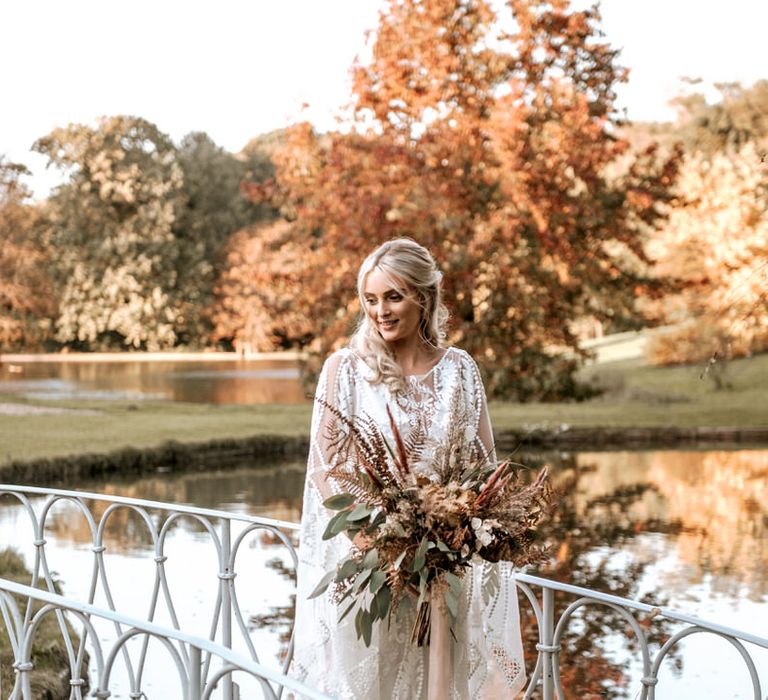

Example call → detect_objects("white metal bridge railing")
0 484 766 699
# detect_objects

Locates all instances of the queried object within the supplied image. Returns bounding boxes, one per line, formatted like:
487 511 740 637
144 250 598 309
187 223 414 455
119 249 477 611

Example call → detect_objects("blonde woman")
292 238 526 698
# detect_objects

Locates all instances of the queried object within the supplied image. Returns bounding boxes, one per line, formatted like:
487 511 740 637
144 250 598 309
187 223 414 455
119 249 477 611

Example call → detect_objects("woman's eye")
389 294 402 301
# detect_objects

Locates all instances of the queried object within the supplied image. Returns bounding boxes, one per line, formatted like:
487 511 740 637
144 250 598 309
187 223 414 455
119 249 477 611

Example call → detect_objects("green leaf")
361 610 373 647
352 567 373 594
322 509 350 540
323 494 355 510
355 607 364 639
338 598 357 623
444 571 463 596
444 589 458 619
394 549 408 570
362 548 379 570
436 540 451 552
391 521 407 537
347 504 373 521
369 569 387 595
336 557 358 581
412 537 429 572
377 585 392 619
308 570 335 599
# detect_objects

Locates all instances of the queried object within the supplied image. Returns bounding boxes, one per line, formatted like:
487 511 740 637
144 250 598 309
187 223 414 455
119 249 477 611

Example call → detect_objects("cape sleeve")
459 350 528 697
306 349 357 503
462 351 497 466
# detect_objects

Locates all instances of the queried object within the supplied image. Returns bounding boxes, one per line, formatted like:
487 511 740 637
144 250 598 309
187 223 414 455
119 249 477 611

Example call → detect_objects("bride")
292 238 526 699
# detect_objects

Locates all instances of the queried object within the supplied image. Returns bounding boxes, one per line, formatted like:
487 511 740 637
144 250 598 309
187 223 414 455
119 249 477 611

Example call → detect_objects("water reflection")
0 449 766 698
0 358 308 404
573 450 768 600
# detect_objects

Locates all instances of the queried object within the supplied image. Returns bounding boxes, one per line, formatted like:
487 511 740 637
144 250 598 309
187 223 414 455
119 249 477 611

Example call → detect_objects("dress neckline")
404 347 453 380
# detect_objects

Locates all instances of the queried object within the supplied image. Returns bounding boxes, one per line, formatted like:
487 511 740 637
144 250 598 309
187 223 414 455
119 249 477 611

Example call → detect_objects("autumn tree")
0 158 55 350
671 79 768 157
232 0 679 398
645 144 768 369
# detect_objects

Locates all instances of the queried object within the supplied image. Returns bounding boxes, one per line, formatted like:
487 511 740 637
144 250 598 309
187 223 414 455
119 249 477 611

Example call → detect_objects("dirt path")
0 402 101 416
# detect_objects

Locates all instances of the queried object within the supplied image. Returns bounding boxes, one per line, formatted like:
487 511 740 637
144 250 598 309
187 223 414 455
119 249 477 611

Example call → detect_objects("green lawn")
491 352 768 429
1 353 766 464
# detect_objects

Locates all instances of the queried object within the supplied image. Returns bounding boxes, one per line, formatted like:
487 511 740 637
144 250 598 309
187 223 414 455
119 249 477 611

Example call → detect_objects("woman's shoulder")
444 346 478 367
322 347 355 372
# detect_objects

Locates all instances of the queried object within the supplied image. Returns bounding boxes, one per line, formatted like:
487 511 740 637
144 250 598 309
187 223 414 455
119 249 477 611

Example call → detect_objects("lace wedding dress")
292 347 526 699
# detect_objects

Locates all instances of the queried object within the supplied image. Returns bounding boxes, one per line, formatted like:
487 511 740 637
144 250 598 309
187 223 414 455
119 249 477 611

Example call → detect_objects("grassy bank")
1 353 766 465
0 549 87 698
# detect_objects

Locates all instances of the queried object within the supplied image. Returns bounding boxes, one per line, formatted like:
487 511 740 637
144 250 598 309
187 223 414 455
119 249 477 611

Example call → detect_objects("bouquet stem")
427 585 451 700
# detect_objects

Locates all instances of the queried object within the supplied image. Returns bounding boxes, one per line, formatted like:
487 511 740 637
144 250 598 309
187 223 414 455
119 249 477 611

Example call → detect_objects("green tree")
34 116 186 350
173 131 272 345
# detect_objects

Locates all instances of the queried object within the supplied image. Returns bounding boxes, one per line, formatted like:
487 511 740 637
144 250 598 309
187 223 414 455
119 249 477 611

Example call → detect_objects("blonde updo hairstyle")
350 238 449 393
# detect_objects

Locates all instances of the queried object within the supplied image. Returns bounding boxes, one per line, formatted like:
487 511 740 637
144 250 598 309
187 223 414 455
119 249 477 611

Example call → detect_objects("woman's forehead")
363 266 408 295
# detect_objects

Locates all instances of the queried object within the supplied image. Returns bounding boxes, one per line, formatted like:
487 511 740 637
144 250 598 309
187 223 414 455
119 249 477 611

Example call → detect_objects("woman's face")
363 267 422 345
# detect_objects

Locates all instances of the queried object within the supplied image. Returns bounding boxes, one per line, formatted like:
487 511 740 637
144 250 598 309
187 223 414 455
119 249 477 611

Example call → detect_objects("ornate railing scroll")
515 573 768 699
0 484 301 700
1 484 766 699
0 577 332 700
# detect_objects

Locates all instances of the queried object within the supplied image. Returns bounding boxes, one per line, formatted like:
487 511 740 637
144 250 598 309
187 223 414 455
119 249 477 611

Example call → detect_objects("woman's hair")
349 238 449 392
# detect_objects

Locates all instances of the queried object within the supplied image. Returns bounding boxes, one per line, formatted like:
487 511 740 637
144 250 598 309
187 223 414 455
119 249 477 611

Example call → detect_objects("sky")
2 0 767 198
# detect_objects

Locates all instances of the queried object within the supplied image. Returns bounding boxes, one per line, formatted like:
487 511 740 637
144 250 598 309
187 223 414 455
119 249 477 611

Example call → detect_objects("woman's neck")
389 338 443 375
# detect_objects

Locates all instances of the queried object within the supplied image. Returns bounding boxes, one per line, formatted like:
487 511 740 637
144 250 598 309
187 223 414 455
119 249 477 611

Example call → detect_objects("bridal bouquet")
308 398 551 647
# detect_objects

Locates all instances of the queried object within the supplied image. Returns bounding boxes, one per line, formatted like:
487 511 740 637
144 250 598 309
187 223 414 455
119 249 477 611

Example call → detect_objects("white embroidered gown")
292 347 526 699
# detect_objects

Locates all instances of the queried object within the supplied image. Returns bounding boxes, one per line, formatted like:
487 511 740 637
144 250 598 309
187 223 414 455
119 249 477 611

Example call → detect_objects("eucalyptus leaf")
347 504 373 521
444 589 458 619
338 598 357 623
444 571 463 596
336 557 357 582
391 521 407 537
369 569 387 595
362 548 379 570
377 585 392 619
361 610 373 647
412 537 429 572
394 549 408 570
322 509 350 540
308 570 335 599
323 493 355 510
352 568 373 594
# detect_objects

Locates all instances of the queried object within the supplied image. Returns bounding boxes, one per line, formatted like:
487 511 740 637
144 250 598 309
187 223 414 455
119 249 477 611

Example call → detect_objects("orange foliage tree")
646 144 768 368
0 159 54 350
222 0 680 398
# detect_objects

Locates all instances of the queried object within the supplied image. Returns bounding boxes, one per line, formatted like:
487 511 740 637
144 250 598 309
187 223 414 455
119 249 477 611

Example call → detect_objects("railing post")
188 646 202 700
220 519 234 700
540 587 555 700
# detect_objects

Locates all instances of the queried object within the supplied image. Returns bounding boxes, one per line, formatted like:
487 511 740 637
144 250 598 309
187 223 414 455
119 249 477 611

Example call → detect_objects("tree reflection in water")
5 448 764 696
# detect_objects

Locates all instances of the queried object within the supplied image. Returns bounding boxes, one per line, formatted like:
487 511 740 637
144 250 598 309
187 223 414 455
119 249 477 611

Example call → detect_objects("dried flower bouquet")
309 398 551 647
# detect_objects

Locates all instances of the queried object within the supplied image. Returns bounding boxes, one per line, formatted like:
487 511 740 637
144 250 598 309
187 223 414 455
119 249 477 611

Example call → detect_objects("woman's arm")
306 350 356 502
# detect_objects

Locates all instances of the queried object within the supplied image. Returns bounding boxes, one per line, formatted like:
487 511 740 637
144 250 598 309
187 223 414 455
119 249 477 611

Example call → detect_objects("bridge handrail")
1 484 766 699
0 576 331 700
0 483 300 531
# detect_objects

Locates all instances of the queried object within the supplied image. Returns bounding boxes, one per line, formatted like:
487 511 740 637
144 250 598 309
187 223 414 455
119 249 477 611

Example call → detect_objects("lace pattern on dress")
291 347 526 699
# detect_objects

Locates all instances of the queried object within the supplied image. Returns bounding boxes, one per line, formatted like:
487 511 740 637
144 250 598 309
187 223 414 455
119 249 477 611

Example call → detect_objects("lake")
1 448 766 698
0 356 308 404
